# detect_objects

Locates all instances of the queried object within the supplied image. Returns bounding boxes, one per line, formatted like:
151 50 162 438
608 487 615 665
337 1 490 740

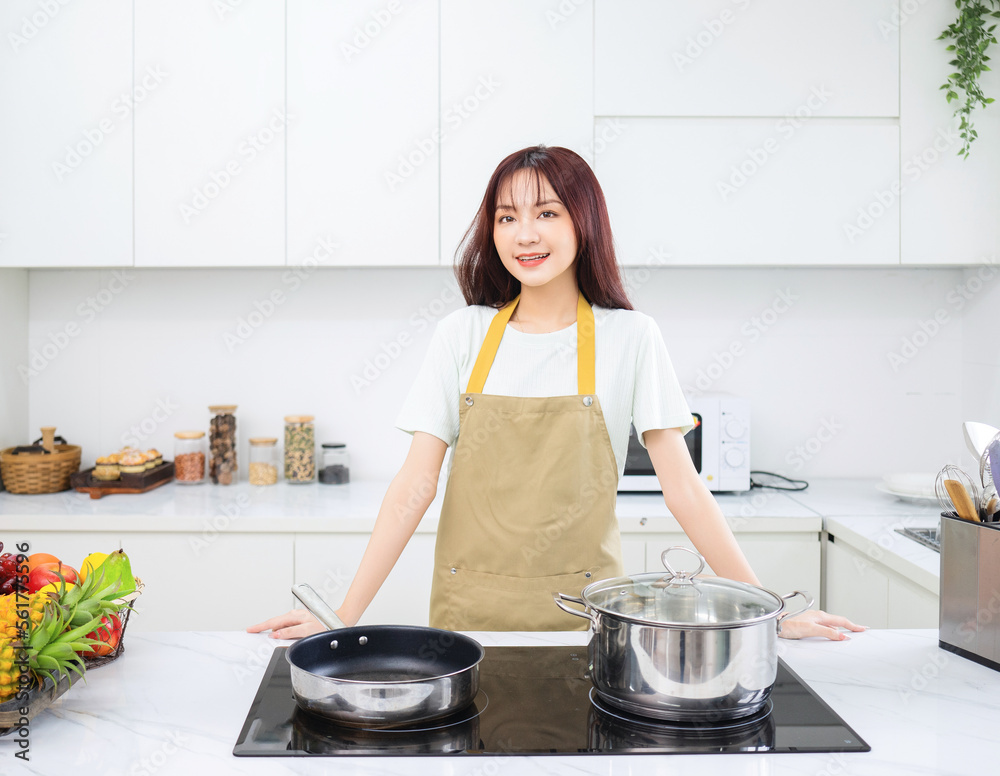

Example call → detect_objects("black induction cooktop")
233 645 870 757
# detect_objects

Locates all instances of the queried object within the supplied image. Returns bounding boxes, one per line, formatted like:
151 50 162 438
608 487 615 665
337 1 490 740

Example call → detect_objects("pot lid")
582 547 786 629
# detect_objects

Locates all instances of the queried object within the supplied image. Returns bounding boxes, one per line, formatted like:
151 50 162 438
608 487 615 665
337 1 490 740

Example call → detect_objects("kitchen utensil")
963 421 999 460
553 546 813 722
985 497 999 523
984 437 1000 493
944 479 979 522
285 584 484 728
934 465 980 520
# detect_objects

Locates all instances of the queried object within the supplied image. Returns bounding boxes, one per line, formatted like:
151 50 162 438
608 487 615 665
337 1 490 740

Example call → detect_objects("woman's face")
493 170 578 291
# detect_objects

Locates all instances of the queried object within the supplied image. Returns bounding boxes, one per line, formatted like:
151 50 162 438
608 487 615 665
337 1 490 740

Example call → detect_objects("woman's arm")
643 427 865 641
247 431 448 639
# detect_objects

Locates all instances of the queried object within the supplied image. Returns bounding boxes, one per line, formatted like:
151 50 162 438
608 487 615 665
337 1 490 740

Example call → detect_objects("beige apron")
429 291 624 631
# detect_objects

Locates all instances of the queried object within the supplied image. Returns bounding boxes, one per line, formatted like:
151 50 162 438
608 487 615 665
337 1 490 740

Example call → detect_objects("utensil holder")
939 512 1000 672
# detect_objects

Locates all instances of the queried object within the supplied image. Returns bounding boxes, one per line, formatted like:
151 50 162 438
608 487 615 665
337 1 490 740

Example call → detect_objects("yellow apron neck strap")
465 292 596 395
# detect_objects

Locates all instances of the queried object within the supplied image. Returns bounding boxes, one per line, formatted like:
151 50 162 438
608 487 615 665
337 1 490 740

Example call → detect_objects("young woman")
250 146 863 641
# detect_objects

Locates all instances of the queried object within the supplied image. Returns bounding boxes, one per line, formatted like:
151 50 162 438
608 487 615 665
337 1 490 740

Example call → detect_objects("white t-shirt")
395 304 694 480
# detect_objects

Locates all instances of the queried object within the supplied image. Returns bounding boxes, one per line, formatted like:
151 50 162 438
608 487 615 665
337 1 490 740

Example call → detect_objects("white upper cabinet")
900 1 1000 264
597 118 899 265
595 0 899 118
0 2 132 267
134 1 285 267
440 0 594 264
287 1 438 266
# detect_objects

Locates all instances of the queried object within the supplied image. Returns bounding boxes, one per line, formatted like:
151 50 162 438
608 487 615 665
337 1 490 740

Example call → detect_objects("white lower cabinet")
825 536 938 629
641 532 821 604
16 531 295 633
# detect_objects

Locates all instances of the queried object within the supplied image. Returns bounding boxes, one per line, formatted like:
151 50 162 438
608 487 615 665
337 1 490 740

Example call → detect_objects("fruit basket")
0 669 82 735
82 577 144 669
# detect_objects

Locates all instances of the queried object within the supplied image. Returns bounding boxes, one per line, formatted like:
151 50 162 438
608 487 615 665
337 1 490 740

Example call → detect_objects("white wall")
21 265 979 481
960 266 1000 471
0 269 28 457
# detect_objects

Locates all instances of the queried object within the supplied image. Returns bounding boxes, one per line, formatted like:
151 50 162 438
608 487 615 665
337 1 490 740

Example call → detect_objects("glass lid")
583 547 786 629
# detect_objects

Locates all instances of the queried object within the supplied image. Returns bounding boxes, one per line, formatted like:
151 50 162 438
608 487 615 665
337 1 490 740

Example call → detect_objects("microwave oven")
619 395 750 493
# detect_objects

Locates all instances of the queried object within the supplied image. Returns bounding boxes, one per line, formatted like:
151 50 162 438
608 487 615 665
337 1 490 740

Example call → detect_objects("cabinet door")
287 1 438 267
595 0 898 118
295 533 436 626
596 119 899 265
440 0 594 263
887 575 939 629
641 532 820 601
900 1 1000 264
134 0 285 267
825 538 889 628
0 2 132 268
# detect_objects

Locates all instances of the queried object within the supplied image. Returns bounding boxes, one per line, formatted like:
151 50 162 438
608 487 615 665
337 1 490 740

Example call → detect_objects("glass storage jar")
208 404 238 485
248 437 278 486
284 415 315 483
173 431 206 484
319 443 350 485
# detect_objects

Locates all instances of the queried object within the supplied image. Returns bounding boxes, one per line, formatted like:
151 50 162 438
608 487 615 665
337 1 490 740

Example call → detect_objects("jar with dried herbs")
284 415 315 483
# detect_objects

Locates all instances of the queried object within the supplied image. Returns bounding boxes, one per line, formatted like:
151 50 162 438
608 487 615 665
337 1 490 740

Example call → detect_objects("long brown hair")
454 146 633 310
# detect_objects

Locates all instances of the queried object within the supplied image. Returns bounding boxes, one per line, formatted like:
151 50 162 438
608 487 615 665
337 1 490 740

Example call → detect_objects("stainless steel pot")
553 547 812 722
286 584 484 728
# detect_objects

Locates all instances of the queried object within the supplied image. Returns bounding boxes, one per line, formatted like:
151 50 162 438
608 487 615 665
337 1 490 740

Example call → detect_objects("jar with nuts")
173 430 206 484
248 438 278 486
284 415 315 483
208 404 238 485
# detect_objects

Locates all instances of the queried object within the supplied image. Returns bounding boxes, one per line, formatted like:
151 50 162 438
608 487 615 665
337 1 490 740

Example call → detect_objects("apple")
83 613 122 657
27 562 79 593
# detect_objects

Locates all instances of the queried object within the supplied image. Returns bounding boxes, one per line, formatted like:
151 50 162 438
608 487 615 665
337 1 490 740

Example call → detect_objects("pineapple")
0 568 122 704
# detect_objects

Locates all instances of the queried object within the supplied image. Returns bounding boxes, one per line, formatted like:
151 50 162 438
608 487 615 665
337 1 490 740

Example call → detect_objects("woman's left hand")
778 609 867 641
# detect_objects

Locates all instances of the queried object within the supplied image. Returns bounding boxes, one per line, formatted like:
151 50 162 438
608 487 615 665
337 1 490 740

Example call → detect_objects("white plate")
875 482 940 505
881 473 937 497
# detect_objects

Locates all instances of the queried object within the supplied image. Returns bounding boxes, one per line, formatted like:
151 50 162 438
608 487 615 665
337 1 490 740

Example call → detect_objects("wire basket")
82 577 144 669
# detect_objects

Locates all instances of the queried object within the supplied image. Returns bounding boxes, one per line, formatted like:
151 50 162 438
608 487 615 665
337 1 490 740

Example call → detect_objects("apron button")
583 396 593 407
465 396 474 406
585 572 592 578
450 568 457 574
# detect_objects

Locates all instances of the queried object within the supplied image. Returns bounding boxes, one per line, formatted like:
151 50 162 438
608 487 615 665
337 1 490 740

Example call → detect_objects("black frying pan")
285 584 484 728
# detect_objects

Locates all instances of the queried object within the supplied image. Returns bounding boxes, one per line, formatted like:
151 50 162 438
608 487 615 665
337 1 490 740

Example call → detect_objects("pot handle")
776 591 814 634
552 592 599 632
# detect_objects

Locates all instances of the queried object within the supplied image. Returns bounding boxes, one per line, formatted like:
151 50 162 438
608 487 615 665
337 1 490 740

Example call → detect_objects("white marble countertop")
0 479 822 533
10 628 999 775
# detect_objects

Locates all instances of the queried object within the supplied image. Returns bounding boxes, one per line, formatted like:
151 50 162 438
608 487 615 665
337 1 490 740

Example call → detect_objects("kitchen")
2 0 1000 771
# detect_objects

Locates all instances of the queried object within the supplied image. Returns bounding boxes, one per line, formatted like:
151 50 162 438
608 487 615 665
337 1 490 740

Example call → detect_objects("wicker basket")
0 426 81 494
83 577 144 669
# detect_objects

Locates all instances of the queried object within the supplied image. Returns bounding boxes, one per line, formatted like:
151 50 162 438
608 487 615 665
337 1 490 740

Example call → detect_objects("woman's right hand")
247 609 331 640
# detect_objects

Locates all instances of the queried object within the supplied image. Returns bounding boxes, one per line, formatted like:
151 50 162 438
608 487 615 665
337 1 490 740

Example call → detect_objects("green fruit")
96 549 136 600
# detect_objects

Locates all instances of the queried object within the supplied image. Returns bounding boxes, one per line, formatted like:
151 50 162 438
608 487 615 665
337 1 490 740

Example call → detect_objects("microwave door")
619 417 702 492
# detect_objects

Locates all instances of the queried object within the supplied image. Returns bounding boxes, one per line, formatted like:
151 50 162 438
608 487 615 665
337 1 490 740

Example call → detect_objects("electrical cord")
749 470 809 491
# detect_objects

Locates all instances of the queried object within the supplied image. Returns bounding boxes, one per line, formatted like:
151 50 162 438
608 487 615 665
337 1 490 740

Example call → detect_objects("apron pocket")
431 565 602 632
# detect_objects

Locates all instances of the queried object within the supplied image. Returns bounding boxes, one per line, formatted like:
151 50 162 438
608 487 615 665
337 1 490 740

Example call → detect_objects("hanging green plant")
938 0 1000 158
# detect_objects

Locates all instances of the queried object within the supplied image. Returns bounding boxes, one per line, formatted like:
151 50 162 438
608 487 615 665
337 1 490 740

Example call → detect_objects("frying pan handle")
552 592 600 632
292 583 347 630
